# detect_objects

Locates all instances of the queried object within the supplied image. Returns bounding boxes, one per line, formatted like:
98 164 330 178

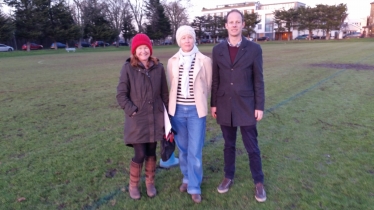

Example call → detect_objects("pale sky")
189 0 372 20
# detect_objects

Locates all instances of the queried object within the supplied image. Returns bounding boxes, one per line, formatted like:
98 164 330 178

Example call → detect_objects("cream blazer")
167 51 212 118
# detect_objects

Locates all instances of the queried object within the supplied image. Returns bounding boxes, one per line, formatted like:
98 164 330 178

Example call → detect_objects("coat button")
231 69 233 71
230 83 233 85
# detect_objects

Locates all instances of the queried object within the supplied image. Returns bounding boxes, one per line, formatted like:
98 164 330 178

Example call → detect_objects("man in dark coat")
210 9 266 202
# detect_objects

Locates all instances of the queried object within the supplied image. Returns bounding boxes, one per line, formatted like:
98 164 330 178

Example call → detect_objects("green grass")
1 39 373 209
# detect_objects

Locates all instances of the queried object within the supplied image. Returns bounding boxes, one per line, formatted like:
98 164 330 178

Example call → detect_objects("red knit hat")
131 34 153 56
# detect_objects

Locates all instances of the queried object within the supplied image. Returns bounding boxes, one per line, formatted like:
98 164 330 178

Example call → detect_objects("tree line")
0 1 349 51
191 12 260 43
274 4 348 40
0 0 192 51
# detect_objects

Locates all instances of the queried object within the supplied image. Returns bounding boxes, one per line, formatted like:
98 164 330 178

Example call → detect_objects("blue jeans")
171 105 206 195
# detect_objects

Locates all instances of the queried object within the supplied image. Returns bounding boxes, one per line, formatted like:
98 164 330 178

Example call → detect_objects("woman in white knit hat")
166 25 212 203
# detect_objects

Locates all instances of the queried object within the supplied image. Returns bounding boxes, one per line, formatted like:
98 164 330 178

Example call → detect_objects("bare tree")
72 0 86 48
162 0 189 43
127 0 144 32
104 0 128 47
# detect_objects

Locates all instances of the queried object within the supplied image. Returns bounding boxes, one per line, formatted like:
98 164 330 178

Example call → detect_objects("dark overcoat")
210 37 265 127
116 58 169 146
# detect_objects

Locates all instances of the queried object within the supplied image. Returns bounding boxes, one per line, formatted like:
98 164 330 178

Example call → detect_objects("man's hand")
255 110 263 121
211 107 217 119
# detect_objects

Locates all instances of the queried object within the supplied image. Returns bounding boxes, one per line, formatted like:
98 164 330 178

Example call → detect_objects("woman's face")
135 45 150 62
180 34 194 52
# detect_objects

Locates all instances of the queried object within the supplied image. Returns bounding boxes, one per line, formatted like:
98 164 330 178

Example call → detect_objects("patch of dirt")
105 168 117 178
342 122 373 129
57 203 66 210
6 167 18 175
207 165 220 173
310 63 374 71
209 135 222 143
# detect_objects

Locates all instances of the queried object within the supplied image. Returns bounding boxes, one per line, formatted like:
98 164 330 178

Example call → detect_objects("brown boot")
145 156 157 197
129 160 142 200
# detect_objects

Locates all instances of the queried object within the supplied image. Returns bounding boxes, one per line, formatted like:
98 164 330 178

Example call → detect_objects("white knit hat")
176 25 196 47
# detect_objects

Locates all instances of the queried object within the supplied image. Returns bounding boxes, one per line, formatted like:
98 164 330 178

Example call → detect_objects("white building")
201 1 306 40
342 18 367 34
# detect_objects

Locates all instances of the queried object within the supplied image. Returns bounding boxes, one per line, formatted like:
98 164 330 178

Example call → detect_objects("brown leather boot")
145 156 157 197
129 160 142 200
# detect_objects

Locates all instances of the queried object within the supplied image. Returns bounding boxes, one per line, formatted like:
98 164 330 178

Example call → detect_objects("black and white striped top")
177 57 196 105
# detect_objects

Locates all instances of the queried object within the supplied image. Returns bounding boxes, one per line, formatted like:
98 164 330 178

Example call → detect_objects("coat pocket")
238 90 254 97
132 100 144 113
217 90 225 96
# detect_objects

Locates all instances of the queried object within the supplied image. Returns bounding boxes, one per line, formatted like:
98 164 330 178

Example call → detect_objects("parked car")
163 40 173 45
75 41 90 47
312 35 320 39
50 42 66 49
201 38 212 43
91 41 110 47
257 36 269 41
217 38 226 43
22 43 43 50
294 34 309 40
0 44 14 52
343 32 362 39
112 40 129 46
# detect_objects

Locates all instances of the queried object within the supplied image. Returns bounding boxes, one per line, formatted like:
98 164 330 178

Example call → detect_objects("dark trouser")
132 142 157 164
220 124 264 184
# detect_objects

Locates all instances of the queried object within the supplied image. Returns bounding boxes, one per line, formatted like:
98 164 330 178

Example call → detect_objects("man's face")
225 12 245 37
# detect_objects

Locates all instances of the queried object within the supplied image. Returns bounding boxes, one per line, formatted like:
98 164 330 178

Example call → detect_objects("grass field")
1 39 373 210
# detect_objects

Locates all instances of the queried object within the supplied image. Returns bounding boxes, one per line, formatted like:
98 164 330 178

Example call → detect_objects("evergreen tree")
273 8 298 40
46 0 80 48
144 0 171 40
4 0 47 51
316 4 347 40
205 15 224 43
0 10 14 42
297 6 319 40
191 15 206 44
82 0 116 45
121 13 137 42
243 12 261 39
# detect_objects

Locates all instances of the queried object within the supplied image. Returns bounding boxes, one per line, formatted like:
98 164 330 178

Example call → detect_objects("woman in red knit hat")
116 33 169 200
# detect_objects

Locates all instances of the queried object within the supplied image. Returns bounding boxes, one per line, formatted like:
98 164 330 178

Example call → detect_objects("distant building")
200 1 367 40
342 18 366 34
363 2 374 37
201 1 306 40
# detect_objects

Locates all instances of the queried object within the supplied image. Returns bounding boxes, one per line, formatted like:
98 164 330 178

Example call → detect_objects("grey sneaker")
217 178 233 193
255 183 266 202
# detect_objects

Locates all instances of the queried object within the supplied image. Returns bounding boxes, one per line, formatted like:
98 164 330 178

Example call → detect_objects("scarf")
178 45 198 98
